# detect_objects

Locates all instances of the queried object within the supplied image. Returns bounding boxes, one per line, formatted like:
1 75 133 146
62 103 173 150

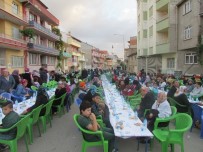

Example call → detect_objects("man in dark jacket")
138 87 155 119
21 68 32 88
39 68 47 83
167 80 179 98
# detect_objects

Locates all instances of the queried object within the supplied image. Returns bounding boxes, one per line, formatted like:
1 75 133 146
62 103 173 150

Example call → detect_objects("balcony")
156 42 169 54
68 38 81 48
0 1 27 25
27 43 59 56
0 33 27 50
156 0 169 11
62 51 72 58
156 17 169 32
26 0 59 25
27 21 60 41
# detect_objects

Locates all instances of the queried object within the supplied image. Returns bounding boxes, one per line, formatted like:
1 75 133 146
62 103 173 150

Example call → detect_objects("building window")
185 53 197 64
184 26 192 40
41 56 48 64
12 2 18 15
12 26 20 39
149 26 153 37
183 0 191 15
143 30 147 38
29 53 38 65
143 11 147 20
149 6 153 18
49 56 55 65
0 50 5 66
12 56 24 68
167 58 175 68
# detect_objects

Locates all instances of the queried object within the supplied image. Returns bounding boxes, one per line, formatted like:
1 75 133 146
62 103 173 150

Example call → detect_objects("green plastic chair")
26 105 43 144
153 113 192 152
52 93 67 117
0 114 30 152
31 86 38 91
154 106 177 130
73 114 108 152
39 99 54 133
167 97 191 114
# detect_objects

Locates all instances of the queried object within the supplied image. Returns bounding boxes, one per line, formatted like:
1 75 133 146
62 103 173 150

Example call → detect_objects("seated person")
78 101 117 152
190 82 203 97
79 81 88 94
52 81 67 114
0 101 20 150
174 89 191 113
185 79 194 93
22 87 49 116
167 80 179 98
146 92 172 131
12 79 32 101
137 87 155 119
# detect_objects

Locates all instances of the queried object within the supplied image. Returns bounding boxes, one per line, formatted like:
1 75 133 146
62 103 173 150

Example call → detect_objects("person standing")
0 69 15 94
20 68 32 88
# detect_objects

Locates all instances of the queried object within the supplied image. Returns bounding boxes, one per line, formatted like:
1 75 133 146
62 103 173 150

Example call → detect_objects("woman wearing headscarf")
12 70 20 89
22 86 49 116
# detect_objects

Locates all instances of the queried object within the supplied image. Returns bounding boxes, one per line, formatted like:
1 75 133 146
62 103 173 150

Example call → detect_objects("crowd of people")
0 67 202 151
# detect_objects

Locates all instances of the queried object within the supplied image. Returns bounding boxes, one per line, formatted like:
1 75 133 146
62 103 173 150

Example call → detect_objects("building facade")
137 0 203 75
176 0 202 75
23 0 60 72
67 33 81 71
125 36 137 73
80 42 95 69
0 0 28 73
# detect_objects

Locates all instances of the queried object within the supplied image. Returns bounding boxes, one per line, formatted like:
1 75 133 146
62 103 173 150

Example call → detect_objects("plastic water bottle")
196 97 199 102
134 111 138 119
142 119 148 131
15 100 18 106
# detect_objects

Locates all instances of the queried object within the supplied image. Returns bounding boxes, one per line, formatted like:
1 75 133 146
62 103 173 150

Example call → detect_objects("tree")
52 27 64 70
20 29 35 41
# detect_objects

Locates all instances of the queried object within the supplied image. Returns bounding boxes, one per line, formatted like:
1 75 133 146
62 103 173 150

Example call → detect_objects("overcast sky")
41 0 137 58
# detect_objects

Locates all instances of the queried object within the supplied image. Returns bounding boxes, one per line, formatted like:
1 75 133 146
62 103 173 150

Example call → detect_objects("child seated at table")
0 101 20 150
78 101 118 152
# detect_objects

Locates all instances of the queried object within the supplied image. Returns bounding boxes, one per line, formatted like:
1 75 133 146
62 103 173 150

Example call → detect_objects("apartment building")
61 31 72 73
78 50 86 70
67 33 82 71
176 0 202 75
0 0 28 73
125 36 137 73
92 49 101 69
21 0 60 72
100 50 108 69
137 0 177 74
80 42 95 69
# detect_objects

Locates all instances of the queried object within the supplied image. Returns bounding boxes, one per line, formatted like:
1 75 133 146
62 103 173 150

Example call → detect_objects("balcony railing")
156 42 169 54
156 0 169 11
29 20 59 40
27 43 59 55
79 57 85 62
28 0 59 25
156 17 169 32
0 1 27 24
62 51 72 58
0 33 27 49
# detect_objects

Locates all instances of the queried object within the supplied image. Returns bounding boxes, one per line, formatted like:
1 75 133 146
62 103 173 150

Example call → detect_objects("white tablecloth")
101 75 153 138
0 89 55 124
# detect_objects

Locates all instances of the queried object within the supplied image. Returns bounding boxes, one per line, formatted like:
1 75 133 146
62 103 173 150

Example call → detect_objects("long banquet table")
0 89 55 124
101 75 153 138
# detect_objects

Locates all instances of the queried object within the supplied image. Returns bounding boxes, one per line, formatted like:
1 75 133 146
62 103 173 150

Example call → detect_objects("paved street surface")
5 103 203 152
